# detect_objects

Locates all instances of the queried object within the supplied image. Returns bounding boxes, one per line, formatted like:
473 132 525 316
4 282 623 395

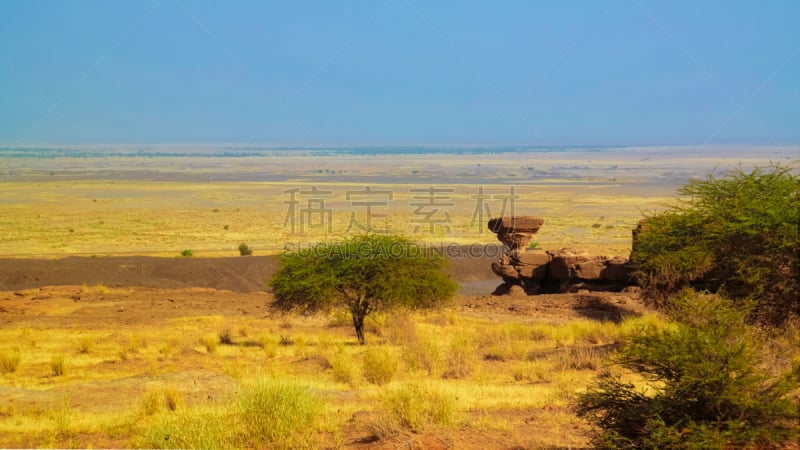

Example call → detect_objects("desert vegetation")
0 162 798 448
578 291 799 448
631 163 799 325
0 286 667 448
270 234 458 344
581 163 800 448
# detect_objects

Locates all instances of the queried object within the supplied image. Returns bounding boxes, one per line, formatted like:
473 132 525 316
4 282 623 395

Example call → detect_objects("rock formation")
488 216 636 295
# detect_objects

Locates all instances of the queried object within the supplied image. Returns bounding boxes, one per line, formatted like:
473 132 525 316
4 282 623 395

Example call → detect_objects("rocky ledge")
488 216 637 295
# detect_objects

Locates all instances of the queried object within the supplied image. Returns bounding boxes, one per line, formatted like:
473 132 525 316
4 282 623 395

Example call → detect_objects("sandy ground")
1 147 790 447
0 255 647 449
0 289 643 449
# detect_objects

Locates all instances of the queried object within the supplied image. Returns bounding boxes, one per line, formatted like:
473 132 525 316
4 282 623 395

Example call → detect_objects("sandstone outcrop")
488 216 636 295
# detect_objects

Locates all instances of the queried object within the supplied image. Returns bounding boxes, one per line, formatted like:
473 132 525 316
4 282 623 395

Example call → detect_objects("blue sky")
1 0 798 146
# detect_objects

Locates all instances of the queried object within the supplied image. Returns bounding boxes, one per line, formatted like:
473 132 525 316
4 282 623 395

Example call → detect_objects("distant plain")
2 145 794 258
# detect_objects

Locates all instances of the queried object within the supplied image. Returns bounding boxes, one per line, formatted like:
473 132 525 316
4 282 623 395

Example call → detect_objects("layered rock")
488 216 636 295
488 216 544 249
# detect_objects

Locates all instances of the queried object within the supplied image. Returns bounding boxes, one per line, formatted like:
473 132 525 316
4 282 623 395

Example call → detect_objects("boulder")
486 216 638 296
573 257 607 280
510 249 551 266
510 249 550 279
491 261 519 280
488 216 544 234
547 249 593 280
601 256 633 282
508 284 527 297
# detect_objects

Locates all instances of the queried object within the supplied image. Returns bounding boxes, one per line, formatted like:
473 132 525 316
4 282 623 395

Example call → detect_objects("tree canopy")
631 163 800 325
269 234 457 344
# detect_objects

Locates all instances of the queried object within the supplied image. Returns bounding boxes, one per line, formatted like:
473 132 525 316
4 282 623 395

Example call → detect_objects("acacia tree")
269 234 457 344
631 163 799 324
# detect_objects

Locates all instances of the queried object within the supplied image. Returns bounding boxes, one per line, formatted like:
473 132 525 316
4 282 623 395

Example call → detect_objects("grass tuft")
362 346 399 385
201 335 219 354
330 352 358 386
78 336 94 354
218 329 234 345
383 382 459 431
137 405 234 449
50 355 66 376
443 333 477 378
258 334 279 358
0 348 22 374
239 378 324 449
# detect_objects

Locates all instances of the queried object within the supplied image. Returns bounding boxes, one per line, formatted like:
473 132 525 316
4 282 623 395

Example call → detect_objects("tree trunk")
352 310 366 345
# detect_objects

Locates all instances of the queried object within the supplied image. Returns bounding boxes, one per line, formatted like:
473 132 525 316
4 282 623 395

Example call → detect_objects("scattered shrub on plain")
78 336 94 354
270 234 457 344
403 333 442 376
140 386 182 416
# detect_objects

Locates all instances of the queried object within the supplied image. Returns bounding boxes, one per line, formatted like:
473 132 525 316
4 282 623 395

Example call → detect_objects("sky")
1 0 798 147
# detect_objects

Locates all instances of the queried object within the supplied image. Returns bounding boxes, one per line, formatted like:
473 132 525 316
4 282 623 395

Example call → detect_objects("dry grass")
362 346 399 385
0 173 677 257
0 348 21 374
200 335 219 354
0 294 694 448
50 354 66 376
381 382 460 431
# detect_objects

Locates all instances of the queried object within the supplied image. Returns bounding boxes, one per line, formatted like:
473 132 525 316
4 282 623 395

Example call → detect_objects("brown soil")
0 249 498 294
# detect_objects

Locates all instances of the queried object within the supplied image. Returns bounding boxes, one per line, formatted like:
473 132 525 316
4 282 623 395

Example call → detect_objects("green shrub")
238 243 253 256
238 378 323 449
577 290 799 449
632 164 799 325
362 347 398 385
180 249 194 258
